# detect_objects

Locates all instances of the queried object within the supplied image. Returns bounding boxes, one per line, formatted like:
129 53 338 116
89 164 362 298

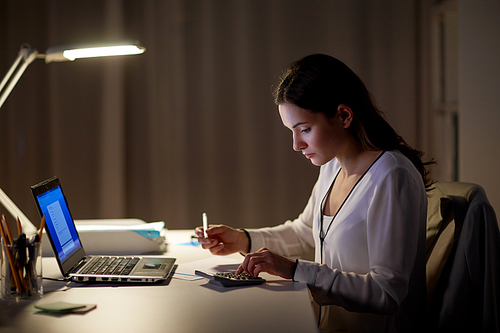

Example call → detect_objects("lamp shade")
44 40 146 63
0 40 145 109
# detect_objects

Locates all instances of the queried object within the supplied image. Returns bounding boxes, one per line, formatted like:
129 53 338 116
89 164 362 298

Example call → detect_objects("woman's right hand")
194 224 250 256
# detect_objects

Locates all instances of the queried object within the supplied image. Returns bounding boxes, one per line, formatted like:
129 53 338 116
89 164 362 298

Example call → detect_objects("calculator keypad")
213 272 265 287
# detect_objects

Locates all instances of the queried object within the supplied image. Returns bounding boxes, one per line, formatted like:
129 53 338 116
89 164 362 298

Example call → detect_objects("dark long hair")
274 54 434 189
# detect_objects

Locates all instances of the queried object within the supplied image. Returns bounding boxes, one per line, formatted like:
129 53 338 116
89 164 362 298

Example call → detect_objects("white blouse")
247 150 427 332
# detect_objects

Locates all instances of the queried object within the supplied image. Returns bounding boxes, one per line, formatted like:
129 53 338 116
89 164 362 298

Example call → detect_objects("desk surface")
0 230 318 333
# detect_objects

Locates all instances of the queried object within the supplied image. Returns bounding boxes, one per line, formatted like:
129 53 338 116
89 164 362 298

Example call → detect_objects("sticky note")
35 302 88 313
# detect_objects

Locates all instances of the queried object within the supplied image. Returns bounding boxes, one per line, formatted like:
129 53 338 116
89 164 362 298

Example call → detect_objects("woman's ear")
337 104 353 128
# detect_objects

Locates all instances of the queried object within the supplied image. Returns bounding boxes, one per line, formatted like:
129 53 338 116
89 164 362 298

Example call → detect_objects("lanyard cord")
316 152 385 328
319 173 338 265
317 172 338 329
319 151 386 261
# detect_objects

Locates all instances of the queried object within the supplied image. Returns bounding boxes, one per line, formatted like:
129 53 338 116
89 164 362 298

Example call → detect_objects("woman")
196 54 431 332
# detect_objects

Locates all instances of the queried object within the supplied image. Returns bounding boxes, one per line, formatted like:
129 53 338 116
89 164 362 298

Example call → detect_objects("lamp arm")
0 46 41 109
0 41 144 109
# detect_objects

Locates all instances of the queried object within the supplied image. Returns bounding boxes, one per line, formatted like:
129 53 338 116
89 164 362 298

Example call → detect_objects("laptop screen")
35 185 82 263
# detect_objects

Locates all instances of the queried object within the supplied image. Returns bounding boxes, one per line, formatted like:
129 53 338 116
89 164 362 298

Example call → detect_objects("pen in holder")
0 215 43 300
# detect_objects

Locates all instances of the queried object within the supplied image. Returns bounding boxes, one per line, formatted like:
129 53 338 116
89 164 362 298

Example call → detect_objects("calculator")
195 270 266 287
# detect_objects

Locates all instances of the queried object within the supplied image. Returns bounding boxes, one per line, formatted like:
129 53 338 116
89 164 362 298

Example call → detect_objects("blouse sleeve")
293 165 426 315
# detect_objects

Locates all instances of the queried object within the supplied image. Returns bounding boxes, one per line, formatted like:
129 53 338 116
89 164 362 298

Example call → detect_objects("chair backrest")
426 182 500 332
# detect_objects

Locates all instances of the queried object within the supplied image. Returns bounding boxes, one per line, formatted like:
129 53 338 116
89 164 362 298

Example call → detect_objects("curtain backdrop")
0 0 421 230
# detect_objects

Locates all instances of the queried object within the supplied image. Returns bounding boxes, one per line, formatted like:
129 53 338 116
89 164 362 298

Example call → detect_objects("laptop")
31 176 175 283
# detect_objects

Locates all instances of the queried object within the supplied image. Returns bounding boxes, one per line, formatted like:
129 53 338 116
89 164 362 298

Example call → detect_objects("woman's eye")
301 128 311 133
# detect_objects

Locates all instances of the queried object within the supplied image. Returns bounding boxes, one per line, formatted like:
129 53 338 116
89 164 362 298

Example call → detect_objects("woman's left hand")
236 247 296 279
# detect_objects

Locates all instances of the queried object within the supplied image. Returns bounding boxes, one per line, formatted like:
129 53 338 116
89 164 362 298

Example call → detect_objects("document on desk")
41 219 167 256
174 256 242 281
75 219 167 254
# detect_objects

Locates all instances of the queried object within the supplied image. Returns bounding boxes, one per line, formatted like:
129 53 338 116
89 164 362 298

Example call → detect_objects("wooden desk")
0 230 318 333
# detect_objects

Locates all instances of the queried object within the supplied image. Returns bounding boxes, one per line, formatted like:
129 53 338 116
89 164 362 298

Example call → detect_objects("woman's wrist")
291 259 299 281
239 229 251 255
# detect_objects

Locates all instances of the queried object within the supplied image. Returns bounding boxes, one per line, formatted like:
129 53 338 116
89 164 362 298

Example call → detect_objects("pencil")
16 217 22 237
202 212 208 238
38 215 46 240
0 219 22 293
2 215 13 245
15 234 28 293
34 216 46 265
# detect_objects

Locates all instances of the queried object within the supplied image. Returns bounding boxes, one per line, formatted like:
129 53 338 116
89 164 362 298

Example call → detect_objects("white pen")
202 212 208 238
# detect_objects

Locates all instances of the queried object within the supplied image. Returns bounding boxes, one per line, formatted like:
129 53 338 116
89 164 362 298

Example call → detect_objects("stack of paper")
42 219 166 256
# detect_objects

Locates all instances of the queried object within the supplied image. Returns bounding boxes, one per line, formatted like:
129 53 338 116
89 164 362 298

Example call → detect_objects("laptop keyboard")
78 257 140 276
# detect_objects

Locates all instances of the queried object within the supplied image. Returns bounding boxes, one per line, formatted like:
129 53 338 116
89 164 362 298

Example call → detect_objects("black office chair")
425 182 500 333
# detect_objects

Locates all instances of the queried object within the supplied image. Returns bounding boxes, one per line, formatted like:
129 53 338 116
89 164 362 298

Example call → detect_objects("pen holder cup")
1 237 43 300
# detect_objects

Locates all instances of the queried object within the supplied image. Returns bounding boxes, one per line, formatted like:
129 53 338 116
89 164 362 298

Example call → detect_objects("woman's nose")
293 135 306 152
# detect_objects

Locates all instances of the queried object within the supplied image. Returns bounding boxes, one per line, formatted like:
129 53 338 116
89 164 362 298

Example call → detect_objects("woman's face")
278 103 351 166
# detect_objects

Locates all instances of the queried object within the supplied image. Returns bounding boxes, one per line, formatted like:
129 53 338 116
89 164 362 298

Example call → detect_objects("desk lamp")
0 40 146 108
0 40 145 232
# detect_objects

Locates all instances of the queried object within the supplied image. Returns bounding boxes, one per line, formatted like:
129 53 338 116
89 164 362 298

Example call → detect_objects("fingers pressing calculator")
195 270 266 287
